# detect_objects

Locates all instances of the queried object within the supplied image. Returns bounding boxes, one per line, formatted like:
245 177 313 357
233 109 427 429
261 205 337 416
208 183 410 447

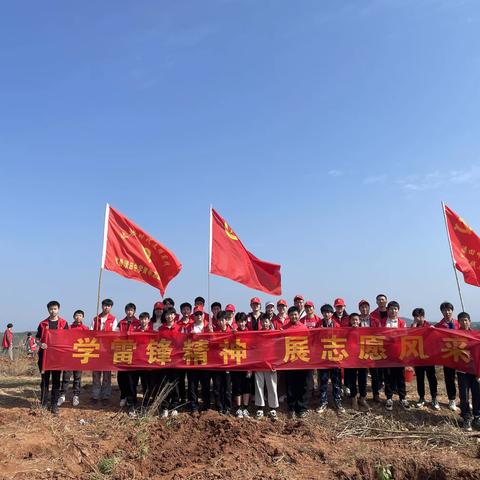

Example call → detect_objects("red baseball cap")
305 301 315 308
250 297 261 304
225 304 235 312
334 298 346 307
277 299 287 307
193 305 204 314
294 294 304 301
154 301 164 310
358 299 370 308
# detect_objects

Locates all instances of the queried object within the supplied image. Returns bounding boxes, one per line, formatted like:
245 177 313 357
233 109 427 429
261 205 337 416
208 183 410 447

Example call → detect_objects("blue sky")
2 0 480 330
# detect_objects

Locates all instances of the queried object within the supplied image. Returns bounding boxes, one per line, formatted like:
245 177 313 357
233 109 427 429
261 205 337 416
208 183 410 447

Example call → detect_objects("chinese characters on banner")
44 328 480 376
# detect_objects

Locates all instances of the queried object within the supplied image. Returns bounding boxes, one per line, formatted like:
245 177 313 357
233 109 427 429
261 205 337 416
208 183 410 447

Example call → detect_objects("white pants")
254 371 279 408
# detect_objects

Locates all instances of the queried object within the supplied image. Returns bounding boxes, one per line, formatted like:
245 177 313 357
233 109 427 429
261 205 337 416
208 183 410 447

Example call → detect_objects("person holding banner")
91 298 117 406
231 313 251 418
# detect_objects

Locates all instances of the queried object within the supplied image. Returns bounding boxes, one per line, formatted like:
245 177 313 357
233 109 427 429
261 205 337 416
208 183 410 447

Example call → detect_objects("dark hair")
194 296 205 305
349 313 360 319
73 310 85 317
387 301 400 310
6 323 13 328
412 308 425 317
211 302 222 310
288 306 299 316
139 312 151 320
47 300 60 309
216 310 226 320
163 297 175 306
235 312 248 323
320 304 334 314
440 302 454 312
27 332 31 336
180 302 192 311
101 298 114 307
458 311 471 321
164 307 177 317
125 303 136 312
376 294 387 301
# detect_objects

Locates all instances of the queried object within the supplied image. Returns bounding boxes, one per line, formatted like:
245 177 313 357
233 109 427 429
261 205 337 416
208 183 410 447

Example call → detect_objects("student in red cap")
293 295 306 319
247 297 263 330
58 310 89 409
384 301 409 411
434 301 459 411
91 298 117 405
36 301 69 414
283 306 310 418
333 298 349 326
192 297 210 323
151 301 164 331
225 304 236 329
302 301 320 329
176 302 193 403
273 300 289 330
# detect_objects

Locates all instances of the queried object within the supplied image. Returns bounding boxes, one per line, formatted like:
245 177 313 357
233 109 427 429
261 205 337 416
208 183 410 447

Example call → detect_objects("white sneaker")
72 396 80 407
242 408 250 417
343 386 351 396
432 398 440 410
170 409 178 417
255 409 264 419
400 399 410 409
57 395 65 406
161 409 169 418
269 409 278 420
415 398 425 408
385 399 393 411
448 400 458 412
235 408 244 418
120 398 127 407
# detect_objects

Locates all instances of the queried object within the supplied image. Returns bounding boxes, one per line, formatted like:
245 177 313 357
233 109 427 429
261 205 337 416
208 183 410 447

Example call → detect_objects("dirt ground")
1 357 480 480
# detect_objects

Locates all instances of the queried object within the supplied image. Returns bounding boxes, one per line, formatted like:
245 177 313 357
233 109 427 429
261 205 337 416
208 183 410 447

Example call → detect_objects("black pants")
443 366 457 401
458 372 480 420
384 367 406 400
38 351 61 406
318 368 341 404
214 371 230 412
414 366 437 399
285 370 309 414
177 369 187 402
370 368 384 395
117 371 129 401
60 370 82 396
188 370 211 412
127 371 149 407
345 368 367 398
231 371 250 396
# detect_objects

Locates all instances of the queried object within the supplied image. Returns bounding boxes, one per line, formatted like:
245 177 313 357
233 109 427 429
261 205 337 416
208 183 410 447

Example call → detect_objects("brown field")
1 355 480 479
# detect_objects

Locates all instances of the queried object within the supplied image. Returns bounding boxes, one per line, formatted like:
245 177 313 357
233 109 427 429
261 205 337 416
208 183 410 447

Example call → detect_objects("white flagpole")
208 204 213 327
441 201 465 311
96 203 110 319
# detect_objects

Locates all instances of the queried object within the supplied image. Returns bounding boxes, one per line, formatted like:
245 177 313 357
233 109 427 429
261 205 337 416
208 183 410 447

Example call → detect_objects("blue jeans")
318 368 341 404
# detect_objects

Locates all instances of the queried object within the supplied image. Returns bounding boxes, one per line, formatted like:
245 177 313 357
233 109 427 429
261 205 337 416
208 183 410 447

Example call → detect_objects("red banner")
210 208 282 295
445 204 480 287
103 205 182 295
44 328 480 376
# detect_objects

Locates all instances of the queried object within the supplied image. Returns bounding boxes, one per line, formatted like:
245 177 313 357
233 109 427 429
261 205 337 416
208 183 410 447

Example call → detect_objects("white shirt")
91 314 118 331
152 320 163 332
386 318 398 329
192 323 205 334
360 316 371 328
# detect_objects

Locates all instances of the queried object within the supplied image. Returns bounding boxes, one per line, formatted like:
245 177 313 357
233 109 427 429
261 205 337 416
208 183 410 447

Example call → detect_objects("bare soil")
1 357 480 480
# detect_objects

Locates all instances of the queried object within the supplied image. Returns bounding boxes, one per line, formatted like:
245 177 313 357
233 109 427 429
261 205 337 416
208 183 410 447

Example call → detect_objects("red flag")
210 208 281 294
102 205 182 295
444 204 480 286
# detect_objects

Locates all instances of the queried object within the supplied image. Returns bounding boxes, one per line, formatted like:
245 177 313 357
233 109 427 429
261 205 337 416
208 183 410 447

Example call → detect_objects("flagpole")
96 203 110 319
441 201 465 311
208 204 213 327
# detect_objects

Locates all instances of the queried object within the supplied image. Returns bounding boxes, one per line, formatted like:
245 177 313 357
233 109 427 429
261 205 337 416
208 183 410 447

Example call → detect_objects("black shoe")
101 399 110 407
464 418 473 432
51 404 59 415
91 398 98 405
298 410 308 419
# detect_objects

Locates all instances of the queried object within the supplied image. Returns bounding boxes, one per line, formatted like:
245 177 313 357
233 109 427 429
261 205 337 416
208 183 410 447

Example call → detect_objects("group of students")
35 294 480 430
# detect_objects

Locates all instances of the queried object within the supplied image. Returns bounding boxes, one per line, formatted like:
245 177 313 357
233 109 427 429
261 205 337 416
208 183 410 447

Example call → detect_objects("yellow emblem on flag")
224 221 238 241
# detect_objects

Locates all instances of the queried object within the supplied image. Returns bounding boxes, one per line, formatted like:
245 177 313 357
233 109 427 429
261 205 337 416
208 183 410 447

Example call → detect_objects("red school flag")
444 204 480 287
101 204 182 295
209 208 282 295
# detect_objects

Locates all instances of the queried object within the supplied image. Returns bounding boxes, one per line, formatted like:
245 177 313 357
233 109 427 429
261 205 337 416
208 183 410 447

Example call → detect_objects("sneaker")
119 398 127 407
431 398 440 410
415 398 425 408
255 409 264 419
235 408 244 418
316 403 327 414
128 406 137 418
51 404 59 415
242 408 250 418
72 396 80 407
101 399 110 407
448 400 458 412
464 418 473 432
269 409 278 421
342 385 351 396
373 394 381 403
358 397 369 411
400 399 410 409
335 402 346 414
298 410 308 419
385 399 393 411
351 397 358 410
473 416 480 429
171 409 178 417
57 395 65 407
161 409 169 418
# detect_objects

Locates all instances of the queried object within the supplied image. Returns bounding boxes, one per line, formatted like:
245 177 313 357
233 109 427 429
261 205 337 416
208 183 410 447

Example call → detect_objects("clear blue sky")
2 1 480 330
